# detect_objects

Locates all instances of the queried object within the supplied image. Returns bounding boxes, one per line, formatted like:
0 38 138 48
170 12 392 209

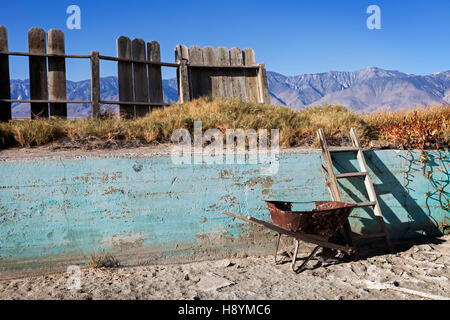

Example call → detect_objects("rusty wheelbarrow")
221 200 357 273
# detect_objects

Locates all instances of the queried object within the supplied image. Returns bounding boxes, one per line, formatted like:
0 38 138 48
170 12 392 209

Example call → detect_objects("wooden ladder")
317 128 392 252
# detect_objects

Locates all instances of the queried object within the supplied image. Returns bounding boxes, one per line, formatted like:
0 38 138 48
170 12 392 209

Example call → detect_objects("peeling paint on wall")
0 150 448 274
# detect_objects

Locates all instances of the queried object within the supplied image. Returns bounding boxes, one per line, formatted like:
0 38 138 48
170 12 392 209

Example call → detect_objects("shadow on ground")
284 235 447 272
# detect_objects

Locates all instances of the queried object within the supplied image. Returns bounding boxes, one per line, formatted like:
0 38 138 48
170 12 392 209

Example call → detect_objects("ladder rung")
335 172 368 179
353 201 377 207
353 233 387 241
328 146 360 153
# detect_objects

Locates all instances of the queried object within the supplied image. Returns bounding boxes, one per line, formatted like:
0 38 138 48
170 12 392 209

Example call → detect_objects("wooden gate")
175 45 270 104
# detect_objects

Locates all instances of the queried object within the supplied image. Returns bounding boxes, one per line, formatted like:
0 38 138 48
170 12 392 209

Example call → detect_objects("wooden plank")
202 46 216 97
328 146 360 153
257 63 270 104
216 47 231 98
175 45 190 103
335 172 368 179
187 46 202 66
132 38 149 117
242 48 259 103
47 29 67 118
349 127 392 251
229 47 247 101
188 45 203 99
187 64 258 70
5 52 91 59
147 41 164 108
117 36 134 118
28 28 48 118
90 51 100 118
99 54 178 67
364 281 450 300
0 25 11 121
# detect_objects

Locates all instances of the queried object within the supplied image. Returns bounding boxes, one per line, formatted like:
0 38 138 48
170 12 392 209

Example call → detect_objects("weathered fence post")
90 51 100 118
0 26 11 121
28 28 48 118
216 47 232 98
47 29 67 118
242 48 259 103
230 47 247 101
175 45 190 103
132 38 149 117
188 46 203 99
117 36 134 118
147 41 164 108
202 46 217 97
257 63 270 104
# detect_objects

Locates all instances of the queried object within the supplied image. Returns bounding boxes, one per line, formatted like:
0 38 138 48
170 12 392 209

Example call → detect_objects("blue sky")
1 0 450 81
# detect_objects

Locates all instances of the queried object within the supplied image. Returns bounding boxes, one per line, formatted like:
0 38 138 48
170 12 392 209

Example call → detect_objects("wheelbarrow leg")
291 239 300 271
275 233 286 264
275 233 296 265
274 233 289 264
295 245 321 273
274 233 284 264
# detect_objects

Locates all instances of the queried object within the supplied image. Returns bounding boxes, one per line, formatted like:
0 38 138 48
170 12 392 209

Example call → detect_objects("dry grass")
364 106 449 149
0 98 448 149
88 253 120 269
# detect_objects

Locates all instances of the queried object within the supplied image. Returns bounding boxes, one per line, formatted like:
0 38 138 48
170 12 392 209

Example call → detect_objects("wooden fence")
0 26 270 121
175 45 270 104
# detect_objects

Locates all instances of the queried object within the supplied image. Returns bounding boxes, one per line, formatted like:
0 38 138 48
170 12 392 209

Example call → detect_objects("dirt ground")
0 235 448 300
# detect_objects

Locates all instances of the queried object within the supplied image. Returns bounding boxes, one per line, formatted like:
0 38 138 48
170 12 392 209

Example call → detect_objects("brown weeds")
0 98 448 150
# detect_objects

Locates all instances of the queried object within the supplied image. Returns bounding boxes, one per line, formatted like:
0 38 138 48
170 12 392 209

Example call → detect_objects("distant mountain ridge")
9 67 450 117
267 67 450 112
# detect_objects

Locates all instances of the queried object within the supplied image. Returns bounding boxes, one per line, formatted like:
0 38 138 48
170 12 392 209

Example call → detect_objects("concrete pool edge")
1 148 448 275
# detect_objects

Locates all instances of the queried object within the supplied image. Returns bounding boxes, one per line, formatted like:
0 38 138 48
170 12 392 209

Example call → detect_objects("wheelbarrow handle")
220 211 355 254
